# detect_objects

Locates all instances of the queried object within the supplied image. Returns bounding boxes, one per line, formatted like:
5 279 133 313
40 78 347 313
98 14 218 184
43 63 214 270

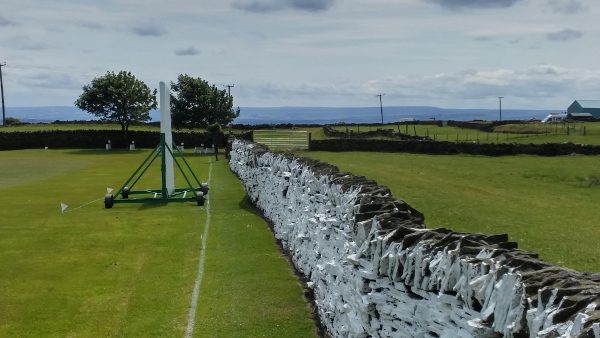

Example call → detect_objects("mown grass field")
0 149 317 337
300 151 600 273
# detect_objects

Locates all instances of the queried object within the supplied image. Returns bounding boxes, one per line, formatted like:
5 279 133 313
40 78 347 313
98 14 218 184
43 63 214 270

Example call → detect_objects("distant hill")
234 106 558 124
4 106 558 124
6 106 91 123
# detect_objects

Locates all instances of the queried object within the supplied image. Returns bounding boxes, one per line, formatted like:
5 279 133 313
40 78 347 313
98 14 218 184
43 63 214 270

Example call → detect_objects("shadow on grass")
111 200 201 210
238 195 262 217
137 201 169 210
64 149 216 162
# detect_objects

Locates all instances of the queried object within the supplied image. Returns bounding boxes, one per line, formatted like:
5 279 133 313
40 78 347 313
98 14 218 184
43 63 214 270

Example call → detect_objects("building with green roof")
567 100 600 118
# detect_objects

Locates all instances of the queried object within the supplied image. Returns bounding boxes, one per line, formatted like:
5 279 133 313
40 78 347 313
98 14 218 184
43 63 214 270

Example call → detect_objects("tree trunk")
121 123 129 146
213 134 219 161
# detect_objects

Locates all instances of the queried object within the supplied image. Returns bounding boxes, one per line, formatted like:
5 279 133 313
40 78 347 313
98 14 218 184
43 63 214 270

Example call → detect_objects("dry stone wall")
229 139 600 338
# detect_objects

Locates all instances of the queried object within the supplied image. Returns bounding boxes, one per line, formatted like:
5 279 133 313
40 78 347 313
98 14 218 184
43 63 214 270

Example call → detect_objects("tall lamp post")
498 96 504 122
0 62 6 127
376 93 385 125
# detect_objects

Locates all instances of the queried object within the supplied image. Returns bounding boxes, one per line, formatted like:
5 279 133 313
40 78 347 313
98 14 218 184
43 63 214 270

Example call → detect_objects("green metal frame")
112 133 203 205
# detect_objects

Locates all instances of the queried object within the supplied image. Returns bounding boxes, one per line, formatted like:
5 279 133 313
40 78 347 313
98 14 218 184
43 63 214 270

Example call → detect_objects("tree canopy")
170 74 239 128
75 71 157 136
4 117 21 126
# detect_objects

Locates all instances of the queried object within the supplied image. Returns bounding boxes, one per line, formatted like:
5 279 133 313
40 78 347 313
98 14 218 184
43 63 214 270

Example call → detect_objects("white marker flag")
107 187 114 194
60 202 69 213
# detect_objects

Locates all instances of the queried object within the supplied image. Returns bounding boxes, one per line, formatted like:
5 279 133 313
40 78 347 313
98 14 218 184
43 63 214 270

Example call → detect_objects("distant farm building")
567 100 600 119
567 112 594 121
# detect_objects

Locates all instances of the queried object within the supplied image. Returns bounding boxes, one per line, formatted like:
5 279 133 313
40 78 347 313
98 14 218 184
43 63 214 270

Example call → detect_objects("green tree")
4 117 21 126
75 71 157 139
170 74 239 128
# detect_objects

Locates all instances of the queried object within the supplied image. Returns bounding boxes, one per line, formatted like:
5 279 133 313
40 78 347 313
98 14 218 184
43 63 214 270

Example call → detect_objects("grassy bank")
300 151 600 272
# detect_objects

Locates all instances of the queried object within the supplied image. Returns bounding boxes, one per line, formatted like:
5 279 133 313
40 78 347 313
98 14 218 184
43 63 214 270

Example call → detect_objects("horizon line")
5 105 562 111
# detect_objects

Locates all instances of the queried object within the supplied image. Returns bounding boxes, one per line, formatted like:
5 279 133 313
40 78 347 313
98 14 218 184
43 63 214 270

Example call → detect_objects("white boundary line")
62 197 104 213
184 160 213 338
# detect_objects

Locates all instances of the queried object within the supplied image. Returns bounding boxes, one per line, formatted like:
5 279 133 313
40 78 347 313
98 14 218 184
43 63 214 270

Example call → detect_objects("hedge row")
0 130 223 150
229 123 322 130
322 126 429 140
310 139 600 156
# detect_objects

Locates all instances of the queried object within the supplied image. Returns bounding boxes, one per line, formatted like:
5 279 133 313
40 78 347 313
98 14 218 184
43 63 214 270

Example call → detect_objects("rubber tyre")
196 192 205 206
122 187 130 199
104 194 114 209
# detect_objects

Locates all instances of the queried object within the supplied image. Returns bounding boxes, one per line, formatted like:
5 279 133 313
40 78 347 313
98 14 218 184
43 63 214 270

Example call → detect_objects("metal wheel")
122 187 130 199
104 194 114 209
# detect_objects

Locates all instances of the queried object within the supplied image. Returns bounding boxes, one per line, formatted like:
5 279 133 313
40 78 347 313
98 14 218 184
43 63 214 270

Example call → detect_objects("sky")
0 0 599 110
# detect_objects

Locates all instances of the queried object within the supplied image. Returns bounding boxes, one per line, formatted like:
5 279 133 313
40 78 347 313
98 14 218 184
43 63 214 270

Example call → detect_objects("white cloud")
462 69 515 86
236 65 600 108
1 0 599 109
365 65 580 101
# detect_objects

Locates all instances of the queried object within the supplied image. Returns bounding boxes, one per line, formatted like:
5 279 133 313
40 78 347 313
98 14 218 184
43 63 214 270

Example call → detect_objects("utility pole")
0 62 6 127
225 84 234 98
498 96 504 121
224 84 235 136
376 93 385 125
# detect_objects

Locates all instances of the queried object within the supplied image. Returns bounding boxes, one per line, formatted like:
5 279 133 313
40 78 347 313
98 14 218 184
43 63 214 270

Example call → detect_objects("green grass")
299 127 331 140
195 161 317 337
0 149 316 337
300 151 600 272
327 122 600 144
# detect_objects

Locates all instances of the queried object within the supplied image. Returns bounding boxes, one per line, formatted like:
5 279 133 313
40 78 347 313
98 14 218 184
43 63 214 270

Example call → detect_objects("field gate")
252 130 310 150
